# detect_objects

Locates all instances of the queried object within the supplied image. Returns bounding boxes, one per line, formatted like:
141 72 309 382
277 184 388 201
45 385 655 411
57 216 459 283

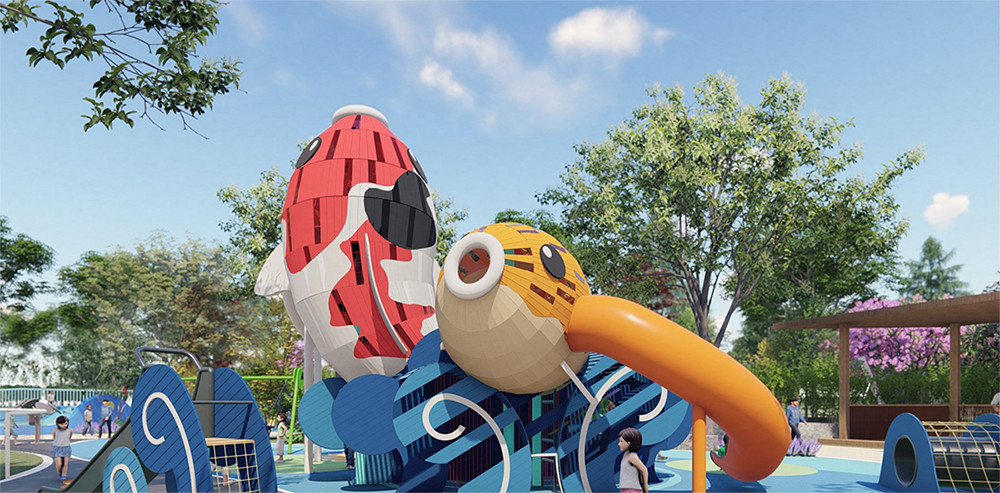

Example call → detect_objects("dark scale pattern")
364 171 437 249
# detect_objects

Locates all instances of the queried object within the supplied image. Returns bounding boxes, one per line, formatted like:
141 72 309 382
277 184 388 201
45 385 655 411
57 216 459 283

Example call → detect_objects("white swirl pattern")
109 464 139 493
421 393 511 492
142 392 197 493
575 366 669 493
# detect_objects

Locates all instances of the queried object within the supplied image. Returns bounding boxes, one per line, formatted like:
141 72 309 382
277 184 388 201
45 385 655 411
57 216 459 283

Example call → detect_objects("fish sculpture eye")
295 136 322 168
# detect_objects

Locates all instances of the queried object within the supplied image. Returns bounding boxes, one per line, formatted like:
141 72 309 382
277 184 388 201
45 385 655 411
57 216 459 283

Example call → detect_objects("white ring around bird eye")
443 232 506 300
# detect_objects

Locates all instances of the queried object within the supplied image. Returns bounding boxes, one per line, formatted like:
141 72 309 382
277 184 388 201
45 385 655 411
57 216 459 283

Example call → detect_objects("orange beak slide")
564 295 790 482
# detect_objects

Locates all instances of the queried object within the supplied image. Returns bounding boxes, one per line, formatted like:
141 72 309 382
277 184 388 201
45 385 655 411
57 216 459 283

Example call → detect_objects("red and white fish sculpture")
256 105 438 381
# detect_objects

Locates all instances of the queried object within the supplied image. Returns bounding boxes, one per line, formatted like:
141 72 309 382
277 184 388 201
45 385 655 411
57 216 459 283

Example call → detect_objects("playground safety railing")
0 387 115 408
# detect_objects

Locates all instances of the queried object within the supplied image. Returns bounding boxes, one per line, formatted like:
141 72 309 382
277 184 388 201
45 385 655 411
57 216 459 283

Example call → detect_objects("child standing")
83 405 93 436
52 416 73 481
275 413 288 463
617 427 648 493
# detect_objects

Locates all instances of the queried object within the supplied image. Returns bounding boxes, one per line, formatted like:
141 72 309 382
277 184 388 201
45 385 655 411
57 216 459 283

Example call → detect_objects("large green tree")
898 236 968 300
541 73 922 347
218 167 289 296
1 0 240 132
0 215 54 311
730 190 906 359
56 234 252 388
0 216 59 382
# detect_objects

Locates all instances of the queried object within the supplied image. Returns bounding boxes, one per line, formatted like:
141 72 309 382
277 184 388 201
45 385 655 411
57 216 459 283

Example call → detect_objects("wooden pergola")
773 291 999 439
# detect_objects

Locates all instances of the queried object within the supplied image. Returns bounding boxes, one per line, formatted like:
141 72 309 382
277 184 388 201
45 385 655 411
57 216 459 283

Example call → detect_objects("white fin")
255 245 290 296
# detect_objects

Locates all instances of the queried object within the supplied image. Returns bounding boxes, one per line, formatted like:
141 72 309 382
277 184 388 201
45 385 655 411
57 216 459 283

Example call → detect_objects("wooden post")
949 323 960 421
839 326 850 439
692 405 706 493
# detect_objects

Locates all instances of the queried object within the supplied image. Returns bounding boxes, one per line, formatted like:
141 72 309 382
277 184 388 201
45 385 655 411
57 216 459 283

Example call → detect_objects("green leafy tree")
0 216 59 382
56 234 253 388
1 0 241 133
433 190 469 265
0 215 55 311
228 297 300 417
541 72 922 347
746 337 838 418
899 236 968 300
56 250 149 388
218 167 289 296
731 191 905 360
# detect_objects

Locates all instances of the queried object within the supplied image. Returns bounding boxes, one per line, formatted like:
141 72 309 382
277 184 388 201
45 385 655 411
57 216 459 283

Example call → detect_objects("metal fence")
0 387 116 408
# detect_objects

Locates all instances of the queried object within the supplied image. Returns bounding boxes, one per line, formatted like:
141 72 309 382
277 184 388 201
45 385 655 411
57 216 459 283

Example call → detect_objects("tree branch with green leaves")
1 0 241 135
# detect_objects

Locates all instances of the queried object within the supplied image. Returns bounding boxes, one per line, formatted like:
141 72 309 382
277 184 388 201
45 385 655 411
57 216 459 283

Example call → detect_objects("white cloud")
339 2 454 55
419 59 474 109
224 1 268 45
342 4 660 126
923 192 969 226
548 7 671 62
435 27 514 69
433 25 589 120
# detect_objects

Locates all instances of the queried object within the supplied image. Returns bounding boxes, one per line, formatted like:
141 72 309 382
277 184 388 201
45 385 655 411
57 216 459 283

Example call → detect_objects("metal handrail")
134 346 205 370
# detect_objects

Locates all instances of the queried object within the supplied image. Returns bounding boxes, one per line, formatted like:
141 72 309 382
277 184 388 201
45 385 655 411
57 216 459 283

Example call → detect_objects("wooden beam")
773 292 999 330
949 323 960 421
839 325 850 440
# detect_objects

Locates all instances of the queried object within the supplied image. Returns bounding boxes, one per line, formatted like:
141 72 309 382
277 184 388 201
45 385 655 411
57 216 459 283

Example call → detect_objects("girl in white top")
617 427 648 493
52 415 73 481
275 413 289 463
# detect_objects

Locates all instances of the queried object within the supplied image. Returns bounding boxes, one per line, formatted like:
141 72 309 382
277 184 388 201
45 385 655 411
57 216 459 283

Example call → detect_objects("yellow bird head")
435 223 590 394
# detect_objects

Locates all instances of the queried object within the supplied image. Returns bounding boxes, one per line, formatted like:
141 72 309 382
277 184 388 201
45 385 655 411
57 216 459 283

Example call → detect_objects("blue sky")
1 1 998 346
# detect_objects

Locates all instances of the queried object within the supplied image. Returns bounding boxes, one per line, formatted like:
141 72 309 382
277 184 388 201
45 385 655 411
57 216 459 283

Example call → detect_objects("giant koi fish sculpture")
256 105 438 381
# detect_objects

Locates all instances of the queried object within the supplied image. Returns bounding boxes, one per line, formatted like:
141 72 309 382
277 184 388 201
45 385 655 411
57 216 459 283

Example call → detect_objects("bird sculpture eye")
295 137 322 168
540 244 565 279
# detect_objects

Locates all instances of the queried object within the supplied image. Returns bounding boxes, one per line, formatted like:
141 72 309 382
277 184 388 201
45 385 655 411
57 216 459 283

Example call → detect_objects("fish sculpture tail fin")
255 245 290 297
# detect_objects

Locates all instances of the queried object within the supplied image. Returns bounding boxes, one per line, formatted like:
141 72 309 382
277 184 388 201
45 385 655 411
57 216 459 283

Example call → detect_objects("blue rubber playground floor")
7 439 892 493
268 449 889 493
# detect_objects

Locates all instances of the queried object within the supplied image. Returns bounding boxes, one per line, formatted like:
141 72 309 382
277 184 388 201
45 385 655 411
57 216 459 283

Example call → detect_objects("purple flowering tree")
821 296 998 404
846 296 954 371
278 339 304 371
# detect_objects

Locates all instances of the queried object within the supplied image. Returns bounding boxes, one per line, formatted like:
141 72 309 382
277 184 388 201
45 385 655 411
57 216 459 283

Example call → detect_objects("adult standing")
786 397 806 440
99 399 114 438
